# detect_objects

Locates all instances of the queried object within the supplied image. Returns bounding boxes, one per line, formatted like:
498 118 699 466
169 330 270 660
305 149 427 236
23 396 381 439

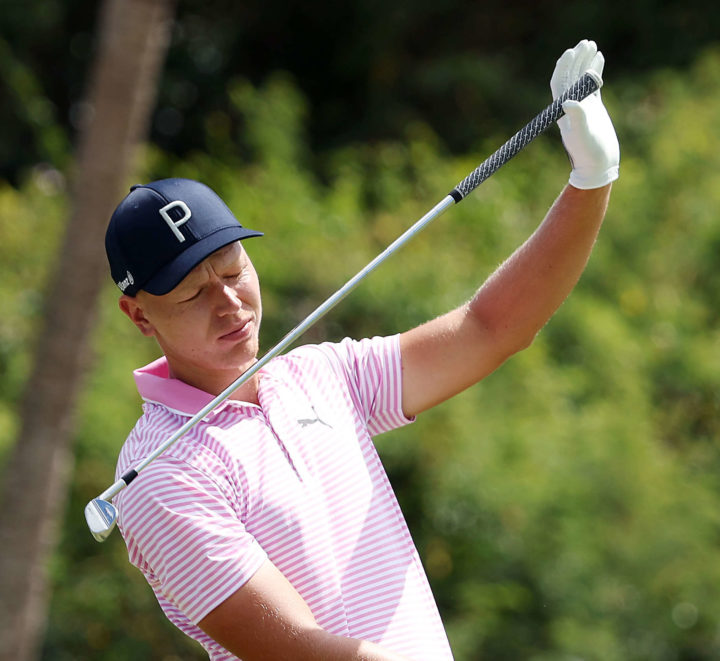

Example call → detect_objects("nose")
211 281 243 315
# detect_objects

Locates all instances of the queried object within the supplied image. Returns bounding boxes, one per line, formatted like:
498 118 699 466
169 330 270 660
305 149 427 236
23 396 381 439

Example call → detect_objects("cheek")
155 305 208 343
250 273 262 310
238 275 262 312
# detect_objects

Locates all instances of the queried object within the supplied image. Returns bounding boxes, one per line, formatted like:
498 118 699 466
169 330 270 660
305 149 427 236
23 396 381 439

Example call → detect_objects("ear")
119 294 156 337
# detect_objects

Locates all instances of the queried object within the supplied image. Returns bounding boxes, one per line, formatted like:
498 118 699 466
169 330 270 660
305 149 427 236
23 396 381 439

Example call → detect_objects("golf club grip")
449 71 602 202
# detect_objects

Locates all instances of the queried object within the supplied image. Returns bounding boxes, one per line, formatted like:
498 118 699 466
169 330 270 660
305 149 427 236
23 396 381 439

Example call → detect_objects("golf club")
85 70 602 542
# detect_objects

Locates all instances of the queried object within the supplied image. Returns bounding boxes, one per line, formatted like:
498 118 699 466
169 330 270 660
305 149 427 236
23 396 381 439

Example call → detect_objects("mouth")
218 317 253 342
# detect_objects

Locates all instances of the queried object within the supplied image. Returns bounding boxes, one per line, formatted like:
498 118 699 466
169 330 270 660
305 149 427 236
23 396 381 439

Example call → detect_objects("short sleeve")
117 456 268 623
313 334 415 436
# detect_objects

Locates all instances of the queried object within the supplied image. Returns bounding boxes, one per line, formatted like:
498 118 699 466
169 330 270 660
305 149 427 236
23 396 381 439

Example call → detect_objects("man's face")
120 241 262 394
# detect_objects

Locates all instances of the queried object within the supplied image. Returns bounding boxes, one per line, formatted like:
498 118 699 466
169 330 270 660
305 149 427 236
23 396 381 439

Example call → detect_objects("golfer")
106 40 619 660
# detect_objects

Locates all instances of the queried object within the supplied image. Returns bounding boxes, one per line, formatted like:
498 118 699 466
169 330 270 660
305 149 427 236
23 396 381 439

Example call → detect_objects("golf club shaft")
94 70 602 506
98 193 454 501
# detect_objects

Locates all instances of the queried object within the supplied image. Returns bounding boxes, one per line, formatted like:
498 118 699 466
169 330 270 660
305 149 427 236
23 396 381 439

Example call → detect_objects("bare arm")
197 559 411 661
399 40 619 417
400 183 611 417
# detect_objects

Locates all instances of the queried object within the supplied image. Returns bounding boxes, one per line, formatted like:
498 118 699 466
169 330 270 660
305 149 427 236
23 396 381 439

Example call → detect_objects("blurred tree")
4 0 720 183
0 0 175 659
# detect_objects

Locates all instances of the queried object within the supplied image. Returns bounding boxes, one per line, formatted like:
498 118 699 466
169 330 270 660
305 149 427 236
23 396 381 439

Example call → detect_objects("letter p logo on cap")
159 200 192 242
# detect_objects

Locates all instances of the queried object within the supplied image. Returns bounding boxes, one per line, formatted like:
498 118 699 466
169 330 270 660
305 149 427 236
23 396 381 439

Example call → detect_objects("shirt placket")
258 376 317 484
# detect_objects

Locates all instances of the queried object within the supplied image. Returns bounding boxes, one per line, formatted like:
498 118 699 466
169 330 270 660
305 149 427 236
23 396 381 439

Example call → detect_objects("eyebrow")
178 267 205 287
172 269 206 298
174 245 245 296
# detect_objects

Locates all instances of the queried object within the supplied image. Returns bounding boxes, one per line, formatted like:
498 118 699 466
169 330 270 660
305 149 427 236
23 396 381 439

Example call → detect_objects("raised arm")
198 559 410 660
400 183 610 416
399 40 619 417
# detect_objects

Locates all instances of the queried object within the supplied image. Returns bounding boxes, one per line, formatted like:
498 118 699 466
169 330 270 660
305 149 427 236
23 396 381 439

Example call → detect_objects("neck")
166 358 261 405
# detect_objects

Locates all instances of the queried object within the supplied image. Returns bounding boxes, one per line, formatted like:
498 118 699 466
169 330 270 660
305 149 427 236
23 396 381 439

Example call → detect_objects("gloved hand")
550 39 620 189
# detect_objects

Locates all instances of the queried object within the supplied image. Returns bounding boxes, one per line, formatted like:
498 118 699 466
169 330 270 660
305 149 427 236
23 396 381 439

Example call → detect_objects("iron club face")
85 498 118 542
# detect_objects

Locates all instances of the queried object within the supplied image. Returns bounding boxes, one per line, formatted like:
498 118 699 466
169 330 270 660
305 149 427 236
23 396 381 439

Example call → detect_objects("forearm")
198 561 412 661
308 630 412 661
214 623 411 661
467 183 611 353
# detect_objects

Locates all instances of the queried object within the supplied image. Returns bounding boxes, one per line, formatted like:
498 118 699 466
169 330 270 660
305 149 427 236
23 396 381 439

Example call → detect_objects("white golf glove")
550 39 620 189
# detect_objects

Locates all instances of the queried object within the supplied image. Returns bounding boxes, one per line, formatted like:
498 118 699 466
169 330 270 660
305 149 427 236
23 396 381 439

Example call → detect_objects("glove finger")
589 50 605 78
551 48 577 96
566 40 587 82
561 99 589 130
572 40 597 81
551 40 603 99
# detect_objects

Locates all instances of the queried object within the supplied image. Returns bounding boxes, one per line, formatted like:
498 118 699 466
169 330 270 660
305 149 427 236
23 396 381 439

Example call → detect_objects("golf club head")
85 498 118 542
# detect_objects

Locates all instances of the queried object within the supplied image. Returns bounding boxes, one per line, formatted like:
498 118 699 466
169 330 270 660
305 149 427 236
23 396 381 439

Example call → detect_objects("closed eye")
179 288 202 303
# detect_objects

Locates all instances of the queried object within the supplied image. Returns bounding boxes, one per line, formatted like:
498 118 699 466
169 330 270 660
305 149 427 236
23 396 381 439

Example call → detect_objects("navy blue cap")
106 178 262 296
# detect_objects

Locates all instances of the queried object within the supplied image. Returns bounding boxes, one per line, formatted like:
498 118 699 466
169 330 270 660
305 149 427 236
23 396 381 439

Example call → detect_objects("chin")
228 343 260 369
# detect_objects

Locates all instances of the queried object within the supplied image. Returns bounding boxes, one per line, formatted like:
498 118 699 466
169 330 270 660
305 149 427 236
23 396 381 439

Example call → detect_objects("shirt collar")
133 356 259 417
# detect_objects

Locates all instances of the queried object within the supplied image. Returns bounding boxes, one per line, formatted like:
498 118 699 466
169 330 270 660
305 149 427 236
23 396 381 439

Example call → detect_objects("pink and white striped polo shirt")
115 334 453 660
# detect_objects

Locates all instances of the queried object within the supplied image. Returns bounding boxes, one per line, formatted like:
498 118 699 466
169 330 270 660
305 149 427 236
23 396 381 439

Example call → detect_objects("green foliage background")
3 32 720 661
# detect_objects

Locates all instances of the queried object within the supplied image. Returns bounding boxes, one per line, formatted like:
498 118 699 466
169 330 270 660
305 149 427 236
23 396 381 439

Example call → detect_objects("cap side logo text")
117 270 134 292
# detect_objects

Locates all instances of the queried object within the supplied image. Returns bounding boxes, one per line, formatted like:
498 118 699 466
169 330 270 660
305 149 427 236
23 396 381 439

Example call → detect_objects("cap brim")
142 226 263 295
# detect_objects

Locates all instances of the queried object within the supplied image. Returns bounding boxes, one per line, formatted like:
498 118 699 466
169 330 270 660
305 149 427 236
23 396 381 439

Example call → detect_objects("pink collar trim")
133 357 258 417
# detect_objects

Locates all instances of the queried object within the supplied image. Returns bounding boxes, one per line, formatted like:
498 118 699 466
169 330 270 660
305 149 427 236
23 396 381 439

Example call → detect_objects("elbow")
494 326 538 364
471 306 540 364
514 326 540 354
